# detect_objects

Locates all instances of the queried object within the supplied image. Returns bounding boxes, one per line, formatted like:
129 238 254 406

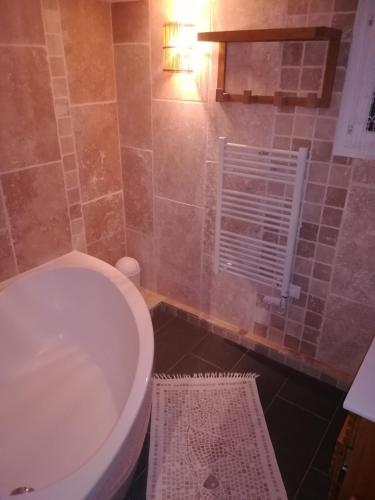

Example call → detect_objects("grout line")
350 179 375 188
109 3 127 253
292 400 341 499
188 352 223 370
277 395 330 422
230 351 249 371
147 0 157 289
167 351 222 375
327 291 373 308
40 0 76 252
310 465 330 477
113 41 150 47
69 100 117 108
153 316 175 334
120 144 153 154
0 159 61 176
0 182 19 274
154 194 204 210
0 43 45 48
198 3 214 315
54 0 87 252
80 190 125 207
81 228 124 248
264 376 290 415
152 97 208 105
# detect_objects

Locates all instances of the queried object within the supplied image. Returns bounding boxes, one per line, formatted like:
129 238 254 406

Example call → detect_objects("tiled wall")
113 0 374 380
0 0 125 281
0 0 372 382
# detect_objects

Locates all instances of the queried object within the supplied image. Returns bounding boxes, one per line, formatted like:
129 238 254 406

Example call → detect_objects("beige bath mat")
147 374 287 500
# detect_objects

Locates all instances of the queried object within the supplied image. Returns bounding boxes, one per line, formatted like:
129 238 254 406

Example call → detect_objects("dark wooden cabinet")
330 413 375 500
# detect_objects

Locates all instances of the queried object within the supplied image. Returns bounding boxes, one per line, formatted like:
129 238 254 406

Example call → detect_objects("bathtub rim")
0 251 154 500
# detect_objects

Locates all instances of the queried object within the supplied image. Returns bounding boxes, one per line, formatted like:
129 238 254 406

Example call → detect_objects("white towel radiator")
214 137 308 308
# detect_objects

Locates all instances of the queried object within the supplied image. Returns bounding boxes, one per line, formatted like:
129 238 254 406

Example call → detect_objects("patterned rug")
146 374 287 500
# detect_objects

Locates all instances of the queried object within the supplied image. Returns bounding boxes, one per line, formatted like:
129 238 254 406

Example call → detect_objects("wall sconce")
163 22 195 73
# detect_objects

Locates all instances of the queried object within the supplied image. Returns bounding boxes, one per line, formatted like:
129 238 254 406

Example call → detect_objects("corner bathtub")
0 252 154 500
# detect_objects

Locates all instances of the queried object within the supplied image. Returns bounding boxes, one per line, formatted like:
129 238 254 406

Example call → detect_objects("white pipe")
223 160 297 178
223 189 293 207
225 153 299 171
220 247 285 272
226 142 299 157
220 237 287 259
222 200 291 225
213 137 226 274
221 209 290 233
221 229 287 251
280 147 308 298
222 169 295 186
223 193 292 216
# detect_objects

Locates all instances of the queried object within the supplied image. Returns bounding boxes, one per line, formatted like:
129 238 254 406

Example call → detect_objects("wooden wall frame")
198 27 342 108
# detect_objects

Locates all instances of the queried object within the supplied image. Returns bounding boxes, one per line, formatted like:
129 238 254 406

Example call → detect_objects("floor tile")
266 397 328 499
232 350 290 410
313 406 347 474
295 468 331 500
151 308 174 333
191 334 247 370
153 318 208 372
125 468 147 500
124 314 343 499
132 431 150 480
279 371 344 420
168 353 222 375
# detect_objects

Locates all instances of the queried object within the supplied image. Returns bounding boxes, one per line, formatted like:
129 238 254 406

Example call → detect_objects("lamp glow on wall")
163 22 196 72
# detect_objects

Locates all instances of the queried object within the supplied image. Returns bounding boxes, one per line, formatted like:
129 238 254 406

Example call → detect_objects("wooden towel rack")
198 26 342 108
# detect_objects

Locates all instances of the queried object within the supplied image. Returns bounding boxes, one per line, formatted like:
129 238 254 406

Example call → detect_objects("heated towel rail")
214 137 308 306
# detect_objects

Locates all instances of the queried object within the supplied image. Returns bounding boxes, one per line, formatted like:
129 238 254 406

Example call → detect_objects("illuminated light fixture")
163 22 195 72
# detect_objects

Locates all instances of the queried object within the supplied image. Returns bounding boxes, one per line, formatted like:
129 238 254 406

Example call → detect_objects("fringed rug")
146 374 287 500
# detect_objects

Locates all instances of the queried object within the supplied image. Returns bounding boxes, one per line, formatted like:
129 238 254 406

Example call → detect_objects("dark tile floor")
125 310 347 500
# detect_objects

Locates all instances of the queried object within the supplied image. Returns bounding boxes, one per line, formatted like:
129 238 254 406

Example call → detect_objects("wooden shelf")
198 26 342 108
198 26 341 43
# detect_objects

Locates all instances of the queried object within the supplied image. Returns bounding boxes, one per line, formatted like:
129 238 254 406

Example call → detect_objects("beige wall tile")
213 0 287 30
207 103 275 161
226 42 282 95
49 56 65 77
115 45 152 149
153 100 207 205
0 229 17 281
52 77 68 98
319 295 375 373
0 188 7 229
46 34 64 56
87 230 125 266
43 8 61 34
72 103 122 202
60 0 115 104
82 192 124 245
122 147 153 234
0 0 45 44
155 197 203 307
0 47 60 171
112 1 149 43
332 186 375 303
126 228 156 289
201 253 257 329
2 163 71 271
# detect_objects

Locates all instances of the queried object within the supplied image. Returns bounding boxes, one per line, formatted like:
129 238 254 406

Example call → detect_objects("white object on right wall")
333 0 375 160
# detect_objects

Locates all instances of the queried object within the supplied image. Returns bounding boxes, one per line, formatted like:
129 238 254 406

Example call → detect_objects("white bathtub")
0 252 154 500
